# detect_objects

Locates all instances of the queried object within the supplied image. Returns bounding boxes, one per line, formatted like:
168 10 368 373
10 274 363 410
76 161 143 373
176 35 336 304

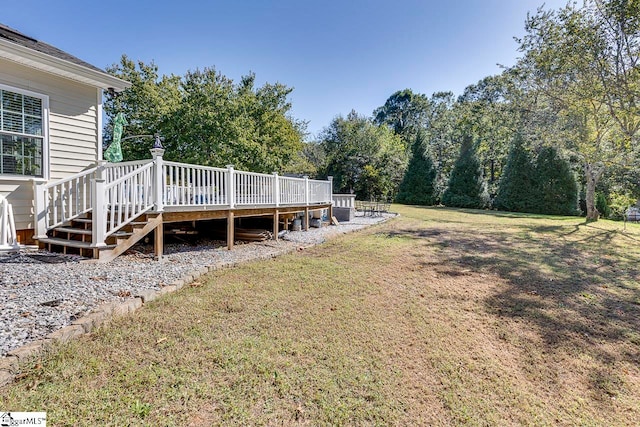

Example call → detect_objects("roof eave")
0 38 131 91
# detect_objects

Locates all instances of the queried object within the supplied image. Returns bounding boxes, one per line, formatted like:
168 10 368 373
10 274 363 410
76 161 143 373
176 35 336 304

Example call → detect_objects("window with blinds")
0 88 45 177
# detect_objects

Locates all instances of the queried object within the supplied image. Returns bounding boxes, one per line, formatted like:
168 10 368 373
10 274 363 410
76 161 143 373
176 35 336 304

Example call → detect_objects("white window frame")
0 83 49 181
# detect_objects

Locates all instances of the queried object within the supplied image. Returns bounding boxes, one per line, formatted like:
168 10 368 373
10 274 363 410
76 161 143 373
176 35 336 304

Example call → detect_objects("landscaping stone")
0 356 18 372
159 285 177 296
8 340 50 361
129 297 143 311
135 289 158 304
47 326 84 344
0 370 12 387
71 316 95 334
87 311 108 329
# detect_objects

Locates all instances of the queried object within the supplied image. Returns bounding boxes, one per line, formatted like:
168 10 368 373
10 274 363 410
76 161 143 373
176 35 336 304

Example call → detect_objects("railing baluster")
197 168 202 204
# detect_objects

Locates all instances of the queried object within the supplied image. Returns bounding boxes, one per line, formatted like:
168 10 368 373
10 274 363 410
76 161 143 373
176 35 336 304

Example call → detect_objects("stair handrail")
33 166 99 239
42 166 98 190
97 161 155 243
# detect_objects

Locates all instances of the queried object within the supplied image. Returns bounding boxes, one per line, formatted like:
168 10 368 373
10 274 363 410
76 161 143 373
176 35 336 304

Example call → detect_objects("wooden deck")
32 149 333 261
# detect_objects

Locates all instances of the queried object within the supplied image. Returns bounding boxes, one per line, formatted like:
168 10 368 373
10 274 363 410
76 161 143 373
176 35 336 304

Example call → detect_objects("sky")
3 0 568 139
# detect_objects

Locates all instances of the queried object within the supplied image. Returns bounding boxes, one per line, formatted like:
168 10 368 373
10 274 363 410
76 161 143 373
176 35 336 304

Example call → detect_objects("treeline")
311 0 640 221
104 57 306 174
105 0 640 222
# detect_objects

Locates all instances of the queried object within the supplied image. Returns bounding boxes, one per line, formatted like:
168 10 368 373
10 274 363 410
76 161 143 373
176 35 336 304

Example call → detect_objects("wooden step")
111 231 133 238
38 237 116 250
129 221 148 227
72 218 92 224
53 227 92 235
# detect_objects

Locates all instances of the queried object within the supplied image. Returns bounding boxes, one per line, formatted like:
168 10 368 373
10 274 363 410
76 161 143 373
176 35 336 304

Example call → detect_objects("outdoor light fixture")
153 133 164 149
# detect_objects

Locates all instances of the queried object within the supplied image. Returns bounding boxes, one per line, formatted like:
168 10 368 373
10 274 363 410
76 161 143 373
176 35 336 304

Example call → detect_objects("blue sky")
4 0 567 139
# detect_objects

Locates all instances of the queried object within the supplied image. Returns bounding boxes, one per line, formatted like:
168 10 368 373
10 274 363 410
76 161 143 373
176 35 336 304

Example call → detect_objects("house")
0 23 130 244
0 24 333 261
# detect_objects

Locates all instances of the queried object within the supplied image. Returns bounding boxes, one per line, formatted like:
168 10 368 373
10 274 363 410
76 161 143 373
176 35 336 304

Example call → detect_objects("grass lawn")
2 206 640 426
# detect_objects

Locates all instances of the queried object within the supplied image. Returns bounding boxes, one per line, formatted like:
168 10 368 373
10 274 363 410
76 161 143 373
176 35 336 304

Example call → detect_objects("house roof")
0 23 130 91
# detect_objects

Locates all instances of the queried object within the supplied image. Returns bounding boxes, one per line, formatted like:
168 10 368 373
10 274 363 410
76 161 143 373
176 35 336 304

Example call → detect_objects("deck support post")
154 213 164 261
227 165 235 209
303 175 310 231
150 148 165 213
273 172 280 207
91 160 107 249
273 209 279 240
227 210 234 250
328 176 334 222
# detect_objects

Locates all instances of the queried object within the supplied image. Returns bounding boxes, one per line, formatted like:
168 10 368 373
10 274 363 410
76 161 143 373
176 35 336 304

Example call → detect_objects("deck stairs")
38 211 162 262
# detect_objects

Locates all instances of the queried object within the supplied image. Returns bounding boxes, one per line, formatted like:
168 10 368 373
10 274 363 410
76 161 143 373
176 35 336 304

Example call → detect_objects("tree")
321 111 407 200
442 134 489 208
104 57 304 174
533 146 580 216
424 91 459 199
396 130 437 205
373 89 430 143
456 75 518 192
493 134 537 212
515 1 640 220
103 55 181 160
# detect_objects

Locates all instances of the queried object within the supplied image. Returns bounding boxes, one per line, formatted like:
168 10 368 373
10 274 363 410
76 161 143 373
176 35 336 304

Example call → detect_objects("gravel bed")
0 213 392 356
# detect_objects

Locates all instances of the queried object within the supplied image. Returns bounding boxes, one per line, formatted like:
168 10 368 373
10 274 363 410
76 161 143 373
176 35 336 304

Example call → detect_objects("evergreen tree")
396 131 436 205
533 146 579 215
493 134 537 212
442 134 489 208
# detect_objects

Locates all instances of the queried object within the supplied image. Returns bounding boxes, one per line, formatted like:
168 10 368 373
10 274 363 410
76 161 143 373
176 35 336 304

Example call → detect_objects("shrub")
532 146 579 216
608 191 637 220
396 131 437 205
493 134 537 212
442 134 489 209
596 192 611 218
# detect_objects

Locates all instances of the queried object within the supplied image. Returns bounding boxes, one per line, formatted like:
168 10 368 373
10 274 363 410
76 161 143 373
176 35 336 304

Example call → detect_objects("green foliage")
596 192 611 218
283 142 324 176
396 130 437 205
373 89 430 144
424 91 459 198
532 146 579 216
104 56 181 160
321 111 407 200
442 134 489 208
515 0 640 220
493 134 537 212
456 75 518 190
104 56 303 174
608 191 637 220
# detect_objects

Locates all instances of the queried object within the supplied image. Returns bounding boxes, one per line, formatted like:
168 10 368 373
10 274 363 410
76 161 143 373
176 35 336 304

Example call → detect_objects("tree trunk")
584 162 605 221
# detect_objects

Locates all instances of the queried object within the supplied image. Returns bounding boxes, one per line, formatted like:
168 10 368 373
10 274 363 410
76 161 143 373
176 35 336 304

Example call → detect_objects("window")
0 87 47 177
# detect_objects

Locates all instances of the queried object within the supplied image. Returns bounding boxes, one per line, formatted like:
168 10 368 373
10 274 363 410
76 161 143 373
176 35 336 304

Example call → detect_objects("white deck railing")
0 195 19 251
101 162 155 239
33 166 98 236
279 176 306 205
105 159 152 182
33 149 333 247
164 161 228 207
332 194 356 208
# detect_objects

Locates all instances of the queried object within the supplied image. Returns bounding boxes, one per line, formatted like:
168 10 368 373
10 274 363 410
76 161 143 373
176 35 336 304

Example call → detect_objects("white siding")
0 59 100 230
